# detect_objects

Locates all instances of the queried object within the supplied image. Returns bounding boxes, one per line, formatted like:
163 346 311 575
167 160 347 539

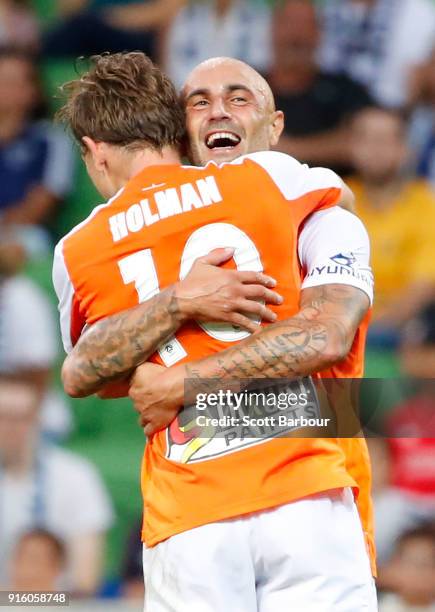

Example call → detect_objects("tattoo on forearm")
64 286 184 395
185 284 368 381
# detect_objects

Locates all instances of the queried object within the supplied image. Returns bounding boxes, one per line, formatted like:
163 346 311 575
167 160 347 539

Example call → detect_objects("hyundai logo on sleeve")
330 253 357 267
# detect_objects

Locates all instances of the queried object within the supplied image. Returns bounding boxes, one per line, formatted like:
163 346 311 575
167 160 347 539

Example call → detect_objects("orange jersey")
315 369 376 574
53 152 374 563
340 436 376 575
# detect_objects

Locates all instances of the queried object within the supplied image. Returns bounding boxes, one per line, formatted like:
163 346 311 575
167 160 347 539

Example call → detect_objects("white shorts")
143 488 377 612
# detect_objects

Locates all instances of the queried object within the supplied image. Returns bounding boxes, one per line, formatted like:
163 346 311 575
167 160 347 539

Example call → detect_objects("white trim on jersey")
225 152 373 300
52 187 125 354
298 207 374 304
52 241 75 353
228 151 343 200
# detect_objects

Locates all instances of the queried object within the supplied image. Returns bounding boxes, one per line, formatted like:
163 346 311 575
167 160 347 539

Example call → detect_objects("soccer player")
60 54 377 580
53 53 376 610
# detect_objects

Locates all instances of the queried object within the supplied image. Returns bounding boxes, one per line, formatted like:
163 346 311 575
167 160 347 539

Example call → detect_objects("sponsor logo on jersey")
330 252 357 267
165 379 331 464
306 252 374 290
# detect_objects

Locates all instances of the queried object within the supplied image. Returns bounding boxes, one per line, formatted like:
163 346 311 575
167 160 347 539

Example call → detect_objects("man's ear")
269 110 284 147
82 136 107 172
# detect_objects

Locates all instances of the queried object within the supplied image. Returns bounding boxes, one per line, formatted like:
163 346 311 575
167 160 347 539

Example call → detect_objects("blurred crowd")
0 0 434 609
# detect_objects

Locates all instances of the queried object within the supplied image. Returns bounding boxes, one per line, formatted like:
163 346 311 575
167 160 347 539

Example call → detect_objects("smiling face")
182 58 284 165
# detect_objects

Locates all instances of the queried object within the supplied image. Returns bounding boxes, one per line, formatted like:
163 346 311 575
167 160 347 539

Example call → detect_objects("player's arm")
129 207 374 433
131 284 369 433
185 208 373 381
57 248 282 398
183 283 368 381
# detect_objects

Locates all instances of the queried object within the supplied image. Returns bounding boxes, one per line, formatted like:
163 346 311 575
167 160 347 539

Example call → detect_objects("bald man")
181 57 283 165
181 56 355 206
56 53 376 610
181 55 375 578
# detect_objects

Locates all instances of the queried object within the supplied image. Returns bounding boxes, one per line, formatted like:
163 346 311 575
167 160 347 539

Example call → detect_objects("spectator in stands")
401 303 435 379
0 224 49 264
0 230 26 277
378 525 435 611
408 48 435 190
385 384 435 530
43 0 182 60
367 438 391 495
0 0 39 51
0 48 73 250
269 0 372 172
348 107 435 348
0 380 114 595
367 437 406 565
8 528 66 591
0 242 72 440
317 0 435 108
367 400 435 565
163 0 271 89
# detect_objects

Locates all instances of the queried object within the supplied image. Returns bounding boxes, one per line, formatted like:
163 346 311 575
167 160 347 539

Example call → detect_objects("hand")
175 248 283 334
129 363 184 436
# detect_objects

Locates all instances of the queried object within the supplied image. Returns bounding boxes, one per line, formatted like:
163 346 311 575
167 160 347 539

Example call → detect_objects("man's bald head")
182 57 276 113
182 57 283 165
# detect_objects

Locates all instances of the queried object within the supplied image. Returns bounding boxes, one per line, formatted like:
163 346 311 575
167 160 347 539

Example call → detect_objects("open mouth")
205 131 241 150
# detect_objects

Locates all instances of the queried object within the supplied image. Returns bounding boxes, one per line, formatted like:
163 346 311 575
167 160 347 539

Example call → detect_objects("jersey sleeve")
298 207 374 304
52 240 86 353
235 151 343 220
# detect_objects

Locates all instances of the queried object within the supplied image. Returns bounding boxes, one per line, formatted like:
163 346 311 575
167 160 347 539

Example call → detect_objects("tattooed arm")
183 284 369 381
62 285 182 398
186 284 369 378
129 207 374 433
61 248 282 398
128 283 370 433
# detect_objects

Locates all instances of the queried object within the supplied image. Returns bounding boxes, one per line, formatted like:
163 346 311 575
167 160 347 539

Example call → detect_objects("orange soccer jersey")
53 151 374 566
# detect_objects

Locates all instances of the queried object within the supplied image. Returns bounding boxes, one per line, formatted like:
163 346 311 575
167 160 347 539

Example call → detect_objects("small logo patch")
330 252 356 267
